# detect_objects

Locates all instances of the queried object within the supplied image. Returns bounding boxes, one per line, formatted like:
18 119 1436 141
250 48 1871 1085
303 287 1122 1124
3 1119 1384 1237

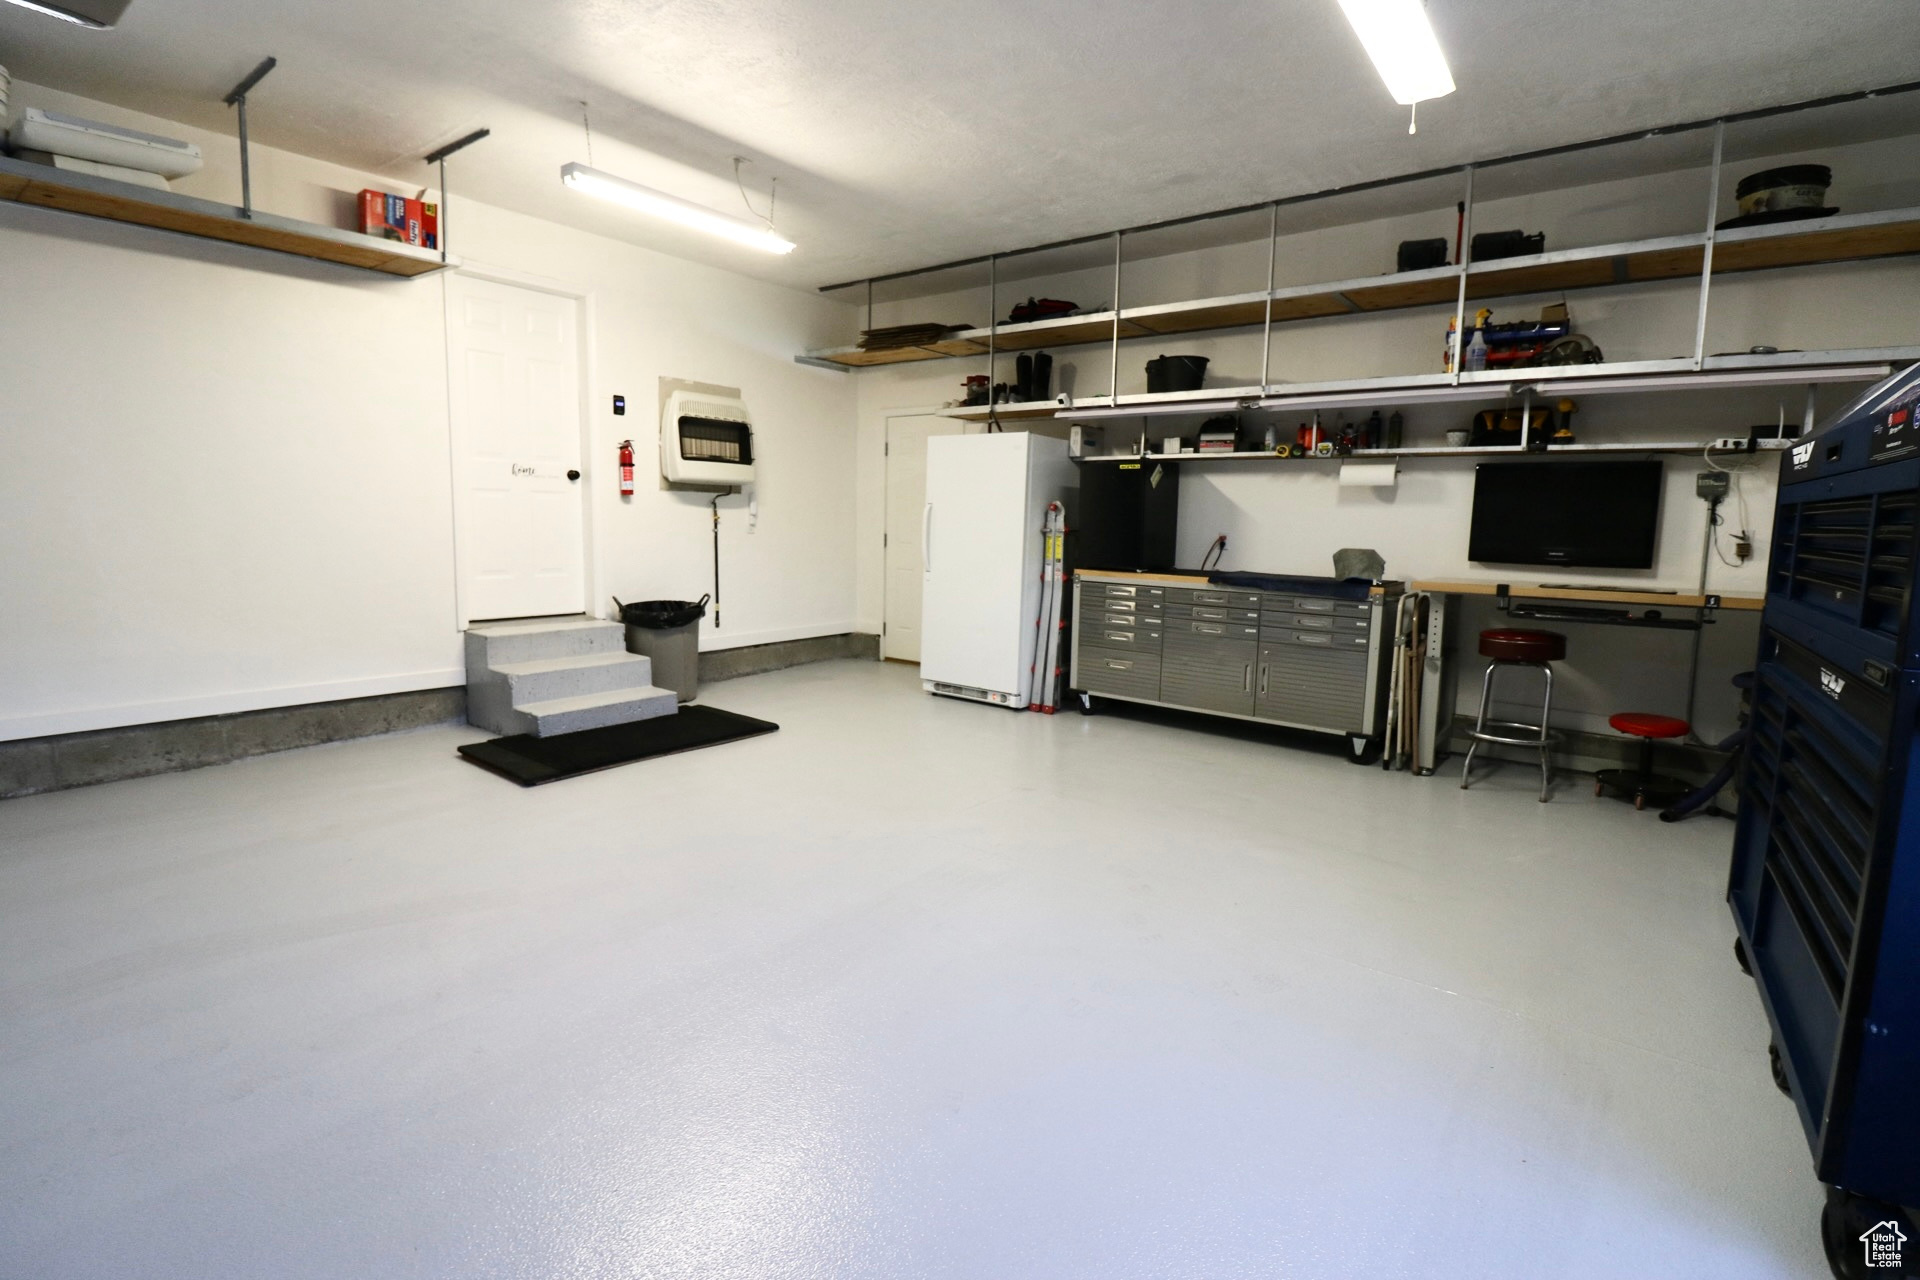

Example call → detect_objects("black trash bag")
614 595 709 629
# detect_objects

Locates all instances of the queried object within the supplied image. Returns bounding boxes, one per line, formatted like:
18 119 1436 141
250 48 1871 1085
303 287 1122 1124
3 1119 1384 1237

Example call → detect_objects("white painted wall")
0 81 857 742
849 130 1920 739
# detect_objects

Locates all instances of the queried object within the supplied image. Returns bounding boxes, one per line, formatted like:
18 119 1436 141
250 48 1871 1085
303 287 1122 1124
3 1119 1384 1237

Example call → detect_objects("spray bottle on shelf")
1463 308 1492 373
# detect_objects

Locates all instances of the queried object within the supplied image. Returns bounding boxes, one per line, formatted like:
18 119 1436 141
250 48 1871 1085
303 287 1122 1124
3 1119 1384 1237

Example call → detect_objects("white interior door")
446 275 586 622
883 415 967 661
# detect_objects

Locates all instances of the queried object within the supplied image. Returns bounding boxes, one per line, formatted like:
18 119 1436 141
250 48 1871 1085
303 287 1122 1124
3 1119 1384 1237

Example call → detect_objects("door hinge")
883 532 888 547
884 442 890 456
882 621 888 634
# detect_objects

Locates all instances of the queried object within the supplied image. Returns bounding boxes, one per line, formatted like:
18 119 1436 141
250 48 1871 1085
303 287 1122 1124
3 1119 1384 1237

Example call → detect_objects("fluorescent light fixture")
1 0 130 26
1335 0 1455 105
1531 366 1891 395
560 162 795 254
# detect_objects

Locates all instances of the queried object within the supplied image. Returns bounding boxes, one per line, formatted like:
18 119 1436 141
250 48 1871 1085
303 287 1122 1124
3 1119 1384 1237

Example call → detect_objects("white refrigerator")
920 432 1077 708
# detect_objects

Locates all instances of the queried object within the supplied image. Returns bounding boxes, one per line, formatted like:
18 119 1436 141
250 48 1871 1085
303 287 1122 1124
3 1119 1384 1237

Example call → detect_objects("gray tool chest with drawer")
1069 572 1401 759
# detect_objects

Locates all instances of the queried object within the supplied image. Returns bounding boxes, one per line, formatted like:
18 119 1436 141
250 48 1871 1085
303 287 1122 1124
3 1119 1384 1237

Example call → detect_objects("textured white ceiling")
1 0 1915 292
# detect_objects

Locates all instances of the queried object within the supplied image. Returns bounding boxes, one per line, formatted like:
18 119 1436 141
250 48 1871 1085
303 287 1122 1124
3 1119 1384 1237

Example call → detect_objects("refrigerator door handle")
922 502 933 573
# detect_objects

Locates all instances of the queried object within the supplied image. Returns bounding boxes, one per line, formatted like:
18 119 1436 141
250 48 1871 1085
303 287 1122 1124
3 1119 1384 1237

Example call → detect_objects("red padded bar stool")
1460 628 1567 802
1597 712 1692 810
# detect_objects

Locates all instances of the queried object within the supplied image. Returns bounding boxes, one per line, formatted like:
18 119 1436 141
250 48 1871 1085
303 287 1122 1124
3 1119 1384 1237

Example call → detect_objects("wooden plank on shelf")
1624 244 1706 282
1128 297 1270 335
921 336 990 357
1343 275 1462 311
817 345 949 367
1 165 448 278
984 316 1151 350
1266 292 1357 322
1715 218 1920 274
1468 256 1619 298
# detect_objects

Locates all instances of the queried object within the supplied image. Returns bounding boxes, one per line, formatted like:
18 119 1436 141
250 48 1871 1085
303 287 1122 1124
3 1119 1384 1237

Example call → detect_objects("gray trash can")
616 596 707 703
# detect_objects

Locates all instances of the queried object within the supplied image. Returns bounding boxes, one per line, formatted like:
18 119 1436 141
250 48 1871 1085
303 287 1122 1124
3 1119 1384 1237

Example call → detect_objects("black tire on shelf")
1770 1041 1793 1098
1735 936 1753 976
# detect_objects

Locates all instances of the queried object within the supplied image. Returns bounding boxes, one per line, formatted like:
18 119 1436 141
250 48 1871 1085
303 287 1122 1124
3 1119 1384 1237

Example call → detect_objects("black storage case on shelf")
1730 361 1920 1273
1073 458 1179 573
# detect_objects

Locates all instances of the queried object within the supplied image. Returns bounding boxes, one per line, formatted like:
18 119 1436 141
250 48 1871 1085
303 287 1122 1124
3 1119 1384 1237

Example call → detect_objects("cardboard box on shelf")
358 189 430 247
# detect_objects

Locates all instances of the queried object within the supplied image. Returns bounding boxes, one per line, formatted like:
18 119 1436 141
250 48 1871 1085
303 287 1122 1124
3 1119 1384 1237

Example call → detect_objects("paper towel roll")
1339 462 1398 488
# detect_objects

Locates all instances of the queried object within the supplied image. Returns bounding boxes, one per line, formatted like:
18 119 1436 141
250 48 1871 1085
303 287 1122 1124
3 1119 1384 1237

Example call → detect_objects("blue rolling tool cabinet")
1731 361 1920 1278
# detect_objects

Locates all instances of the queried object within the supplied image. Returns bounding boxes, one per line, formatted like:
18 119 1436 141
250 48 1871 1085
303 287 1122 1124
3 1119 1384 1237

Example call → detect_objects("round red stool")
1461 628 1567 803
1597 712 1692 810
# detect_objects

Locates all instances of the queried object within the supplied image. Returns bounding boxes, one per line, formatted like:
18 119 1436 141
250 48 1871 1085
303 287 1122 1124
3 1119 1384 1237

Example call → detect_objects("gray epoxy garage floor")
1 659 1823 1278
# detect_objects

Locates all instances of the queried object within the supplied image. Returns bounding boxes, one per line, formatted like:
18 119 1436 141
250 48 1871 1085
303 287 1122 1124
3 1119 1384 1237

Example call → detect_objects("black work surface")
457 705 779 786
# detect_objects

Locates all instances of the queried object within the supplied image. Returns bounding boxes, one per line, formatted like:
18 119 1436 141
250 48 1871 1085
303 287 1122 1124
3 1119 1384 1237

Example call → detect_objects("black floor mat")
457 705 779 786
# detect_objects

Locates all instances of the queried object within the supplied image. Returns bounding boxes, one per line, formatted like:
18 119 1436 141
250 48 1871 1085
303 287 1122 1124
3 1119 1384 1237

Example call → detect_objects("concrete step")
511 685 678 737
464 617 626 668
491 651 656 705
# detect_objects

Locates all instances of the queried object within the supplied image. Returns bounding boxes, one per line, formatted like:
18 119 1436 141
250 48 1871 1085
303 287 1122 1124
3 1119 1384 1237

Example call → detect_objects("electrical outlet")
1735 535 1753 561
1710 436 1751 452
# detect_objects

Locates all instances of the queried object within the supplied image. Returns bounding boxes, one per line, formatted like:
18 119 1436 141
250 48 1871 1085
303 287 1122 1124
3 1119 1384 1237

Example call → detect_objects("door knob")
567 469 580 481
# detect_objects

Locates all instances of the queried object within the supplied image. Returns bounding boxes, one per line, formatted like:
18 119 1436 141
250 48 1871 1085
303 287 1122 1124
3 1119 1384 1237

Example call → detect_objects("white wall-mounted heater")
661 389 756 489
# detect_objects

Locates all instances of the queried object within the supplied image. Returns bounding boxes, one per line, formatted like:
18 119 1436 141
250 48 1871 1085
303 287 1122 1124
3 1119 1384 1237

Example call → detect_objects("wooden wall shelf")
806 207 1920 371
0 155 450 278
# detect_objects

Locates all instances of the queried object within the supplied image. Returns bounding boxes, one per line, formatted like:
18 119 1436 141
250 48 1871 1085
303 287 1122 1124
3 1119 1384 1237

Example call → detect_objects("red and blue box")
358 190 438 250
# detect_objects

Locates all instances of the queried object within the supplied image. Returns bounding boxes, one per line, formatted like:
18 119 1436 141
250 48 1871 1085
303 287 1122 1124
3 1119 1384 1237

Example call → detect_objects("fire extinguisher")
617 440 634 497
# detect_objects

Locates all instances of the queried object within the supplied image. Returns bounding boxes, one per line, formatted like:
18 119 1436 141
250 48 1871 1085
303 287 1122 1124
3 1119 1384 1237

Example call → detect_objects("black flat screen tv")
1468 460 1664 569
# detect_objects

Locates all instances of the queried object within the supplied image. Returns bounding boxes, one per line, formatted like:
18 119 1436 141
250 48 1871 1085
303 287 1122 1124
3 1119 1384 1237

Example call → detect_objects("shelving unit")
805 206 1920 372
939 349 1910 426
804 83 1920 477
1078 442 1784 464
0 154 450 278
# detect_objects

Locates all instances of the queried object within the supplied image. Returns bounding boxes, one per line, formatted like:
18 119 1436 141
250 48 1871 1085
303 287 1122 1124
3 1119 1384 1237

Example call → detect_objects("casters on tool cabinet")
1821 1185 1919 1279
1347 735 1381 766
1076 692 1097 716
1769 1041 1793 1097
1735 936 1752 976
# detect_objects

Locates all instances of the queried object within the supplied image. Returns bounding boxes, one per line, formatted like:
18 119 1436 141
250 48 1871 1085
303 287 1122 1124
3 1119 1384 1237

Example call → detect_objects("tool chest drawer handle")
1106 600 1137 612
1105 631 1134 643
1293 632 1332 645
1195 623 1225 634
1243 663 1253 693
1258 663 1269 695
1194 591 1228 604
1105 659 1133 670
1194 607 1230 620
1107 585 1137 597
1294 599 1335 612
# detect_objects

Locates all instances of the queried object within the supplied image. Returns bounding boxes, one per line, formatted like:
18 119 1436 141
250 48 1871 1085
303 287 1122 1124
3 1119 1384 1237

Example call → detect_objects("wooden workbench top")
1074 569 1216 585
1075 569 1395 597
1410 579 1764 611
